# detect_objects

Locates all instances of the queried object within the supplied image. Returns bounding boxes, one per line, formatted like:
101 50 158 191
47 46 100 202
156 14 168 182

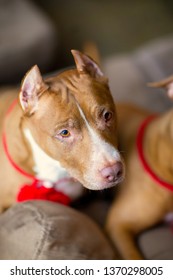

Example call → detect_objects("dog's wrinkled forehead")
30 70 115 137
19 50 112 116
48 69 112 106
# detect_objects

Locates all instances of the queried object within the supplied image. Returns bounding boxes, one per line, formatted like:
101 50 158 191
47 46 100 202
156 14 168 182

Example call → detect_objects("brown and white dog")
106 76 173 259
0 50 124 212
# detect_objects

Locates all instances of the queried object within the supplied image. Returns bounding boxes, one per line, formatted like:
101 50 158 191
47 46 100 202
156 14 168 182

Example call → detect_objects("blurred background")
1 0 173 84
34 0 173 64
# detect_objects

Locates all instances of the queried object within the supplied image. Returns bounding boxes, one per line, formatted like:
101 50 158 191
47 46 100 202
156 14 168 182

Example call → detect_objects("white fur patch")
24 129 83 199
76 103 120 162
24 129 67 182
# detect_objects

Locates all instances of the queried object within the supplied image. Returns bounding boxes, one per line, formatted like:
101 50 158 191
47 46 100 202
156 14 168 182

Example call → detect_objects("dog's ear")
148 75 173 99
19 65 48 114
71 50 104 79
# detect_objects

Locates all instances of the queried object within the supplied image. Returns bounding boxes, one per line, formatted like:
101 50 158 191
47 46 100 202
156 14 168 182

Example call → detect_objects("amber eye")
103 111 112 122
60 130 70 137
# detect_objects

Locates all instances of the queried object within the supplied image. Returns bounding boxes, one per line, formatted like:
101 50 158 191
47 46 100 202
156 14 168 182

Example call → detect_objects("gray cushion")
0 200 115 260
139 224 173 260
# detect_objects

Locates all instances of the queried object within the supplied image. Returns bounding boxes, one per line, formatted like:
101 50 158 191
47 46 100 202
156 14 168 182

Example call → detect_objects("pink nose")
100 162 123 183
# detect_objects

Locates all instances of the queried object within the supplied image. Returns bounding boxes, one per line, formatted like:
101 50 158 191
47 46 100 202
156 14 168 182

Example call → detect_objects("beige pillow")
0 200 115 260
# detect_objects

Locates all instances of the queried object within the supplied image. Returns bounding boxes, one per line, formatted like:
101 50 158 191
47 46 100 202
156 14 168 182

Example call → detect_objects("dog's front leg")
106 188 165 260
106 205 144 259
106 220 144 260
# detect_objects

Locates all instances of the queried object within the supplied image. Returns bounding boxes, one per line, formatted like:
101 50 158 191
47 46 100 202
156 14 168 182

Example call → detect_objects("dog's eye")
60 130 71 137
103 111 112 122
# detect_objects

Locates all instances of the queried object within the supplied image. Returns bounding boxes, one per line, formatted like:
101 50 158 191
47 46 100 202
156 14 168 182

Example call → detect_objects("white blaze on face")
76 102 121 187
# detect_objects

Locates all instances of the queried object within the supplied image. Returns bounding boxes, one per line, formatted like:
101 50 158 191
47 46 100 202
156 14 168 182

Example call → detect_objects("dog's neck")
143 110 173 183
4 101 35 175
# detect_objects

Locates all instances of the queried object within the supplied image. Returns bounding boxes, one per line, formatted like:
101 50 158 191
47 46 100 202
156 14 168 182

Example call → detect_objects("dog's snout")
100 162 123 183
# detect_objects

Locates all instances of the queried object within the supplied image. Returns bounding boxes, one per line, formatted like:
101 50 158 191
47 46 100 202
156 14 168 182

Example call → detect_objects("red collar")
136 115 173 192
2 100 35 180
2 99 71 205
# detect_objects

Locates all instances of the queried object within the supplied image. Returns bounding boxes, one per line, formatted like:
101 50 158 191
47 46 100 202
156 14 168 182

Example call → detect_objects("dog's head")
19 50 124 190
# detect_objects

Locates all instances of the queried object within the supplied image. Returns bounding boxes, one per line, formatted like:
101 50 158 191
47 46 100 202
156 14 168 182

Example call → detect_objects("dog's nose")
100 162 123 183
